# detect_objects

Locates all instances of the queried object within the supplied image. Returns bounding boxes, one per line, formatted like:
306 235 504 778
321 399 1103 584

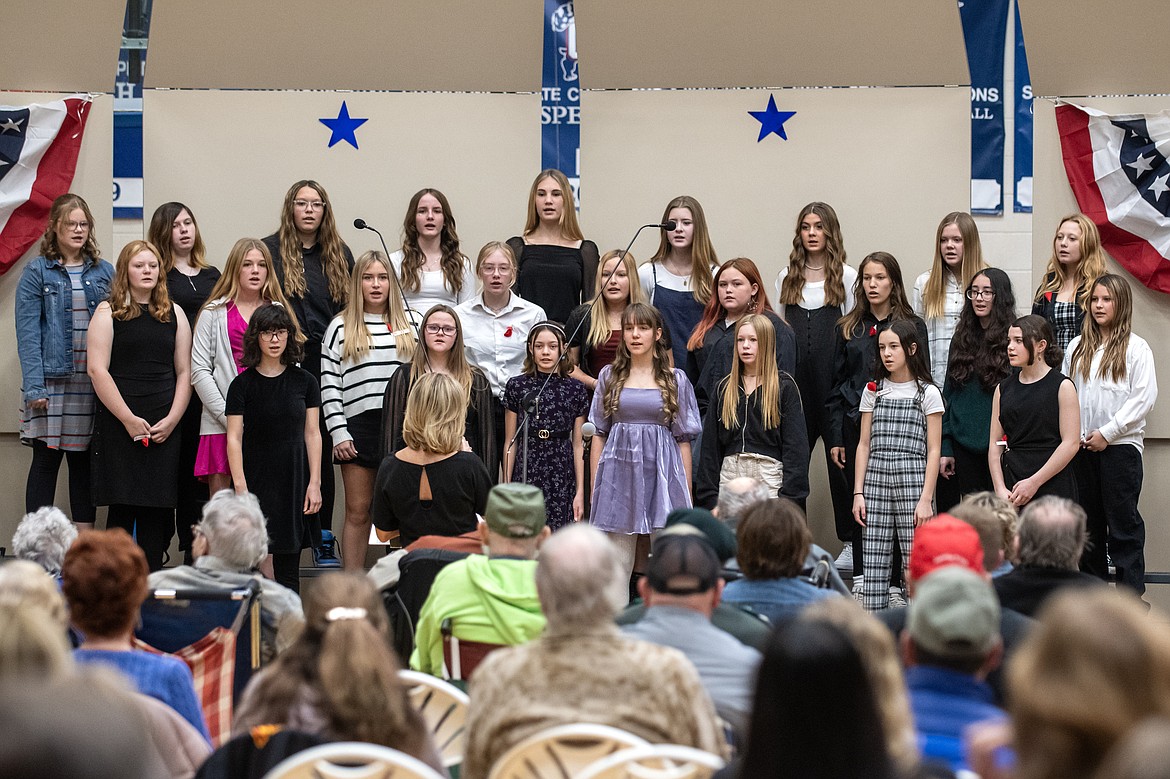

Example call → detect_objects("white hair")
197 490 269 569
716 477 772 528
12 507 77 574
536 525 626 632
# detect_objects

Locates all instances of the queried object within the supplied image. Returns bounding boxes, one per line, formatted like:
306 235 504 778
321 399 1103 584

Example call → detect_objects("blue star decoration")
748 95 797 142
319 101 369 149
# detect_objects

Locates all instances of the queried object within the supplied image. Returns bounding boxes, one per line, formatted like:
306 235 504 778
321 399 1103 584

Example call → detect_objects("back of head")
0 598 73 681
0 560 68 629
645 533 721 598
715 477 772 529
1092 718 1170 779
12 506 77 574
947 502 1003 573
959 492 1019 563
1009 589 1170 779
536 524 626 633
1017 496 1087 570
199 489 269 569
742 619 894 779
402 372 465 453
61 529 148 640
908 514 984 584
907 567 1000 673
664 506 736 563
483 483 547 557
736 498 810 580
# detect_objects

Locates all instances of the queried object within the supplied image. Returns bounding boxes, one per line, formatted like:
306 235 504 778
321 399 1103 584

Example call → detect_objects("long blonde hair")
202 238 304 340
920 212 987 319
647 195 718 305
1069 273 1133 384
402 372 466 454
779 202 848 308
586 250 646 350
398 188 468 297
108 241 172 322
409 305 473 397
522 169 584 241
721 314 780 430
339 251 417 364
1034 213 1107 309
603 303 678 425
276 179 350 304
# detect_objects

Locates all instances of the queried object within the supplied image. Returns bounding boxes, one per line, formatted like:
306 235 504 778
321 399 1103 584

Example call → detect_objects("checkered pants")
861 389 927 611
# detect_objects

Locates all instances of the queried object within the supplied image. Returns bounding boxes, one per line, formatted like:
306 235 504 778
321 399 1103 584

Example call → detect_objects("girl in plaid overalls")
852 320 943 611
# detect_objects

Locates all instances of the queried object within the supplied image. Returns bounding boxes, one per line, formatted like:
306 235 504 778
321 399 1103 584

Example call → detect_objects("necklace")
805 263 825 271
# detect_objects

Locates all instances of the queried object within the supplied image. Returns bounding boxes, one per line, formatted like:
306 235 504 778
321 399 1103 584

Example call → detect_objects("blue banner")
541 0 581 203
1013 1 1033 213
959 0 1009 215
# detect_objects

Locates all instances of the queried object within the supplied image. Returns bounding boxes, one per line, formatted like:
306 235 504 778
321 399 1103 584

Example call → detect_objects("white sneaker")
851 575 864 603
888 586 907 609
835 543 854 575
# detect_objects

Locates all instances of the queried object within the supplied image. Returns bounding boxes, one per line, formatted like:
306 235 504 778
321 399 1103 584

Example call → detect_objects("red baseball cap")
909 514 984 582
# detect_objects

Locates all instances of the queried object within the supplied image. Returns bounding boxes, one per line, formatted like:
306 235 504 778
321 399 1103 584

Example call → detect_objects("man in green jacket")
411 483 551 676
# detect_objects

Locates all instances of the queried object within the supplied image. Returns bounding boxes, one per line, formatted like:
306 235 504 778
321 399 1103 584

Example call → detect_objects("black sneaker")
313 530 341 568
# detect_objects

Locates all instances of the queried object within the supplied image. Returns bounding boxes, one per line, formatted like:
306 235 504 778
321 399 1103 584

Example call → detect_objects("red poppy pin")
1045 291 1054 302
868 325 877 336
866 381 878 392
504 326 514 338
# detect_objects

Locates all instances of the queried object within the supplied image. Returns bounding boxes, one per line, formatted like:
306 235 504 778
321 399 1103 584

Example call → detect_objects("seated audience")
722 498 842 624
993 496 1103 617
722 618 897 779
1093 718 1170 779
622 531 761 739
11 505 77 576
0 560 72 679
903 566 1005 772
411 483 550 676
148 489 305 661
959 491 1019 577
62 529 209 741
233 572 442 771
714 476 772 529
466 524 727 779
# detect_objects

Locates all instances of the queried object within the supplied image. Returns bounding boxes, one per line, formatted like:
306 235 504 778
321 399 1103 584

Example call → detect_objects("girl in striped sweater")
321 250 418 569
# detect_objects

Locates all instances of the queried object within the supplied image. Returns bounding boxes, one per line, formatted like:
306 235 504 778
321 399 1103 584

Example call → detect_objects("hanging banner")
959 0 1009 215
1013 1 1033 213
542 0 581 202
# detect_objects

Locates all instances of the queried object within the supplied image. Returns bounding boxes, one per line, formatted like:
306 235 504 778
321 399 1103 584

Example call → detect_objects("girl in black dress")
88 240 192 571
226 304 322 592
507 169 599 324
148 202 221 563
989 315 1080 509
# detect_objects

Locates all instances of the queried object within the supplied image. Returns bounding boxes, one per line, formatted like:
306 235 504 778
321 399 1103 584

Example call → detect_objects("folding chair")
399 669 469 769
487 723 650 779
575 744 725 779
262 742 446 779
440 617 507 683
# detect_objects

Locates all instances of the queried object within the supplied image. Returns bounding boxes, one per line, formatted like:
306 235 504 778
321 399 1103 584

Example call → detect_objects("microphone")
661 219 677 231
581 422 596 439
352 217 420 344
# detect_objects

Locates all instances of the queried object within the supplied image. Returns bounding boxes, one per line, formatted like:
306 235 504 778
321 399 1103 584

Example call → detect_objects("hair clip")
325 607 368 623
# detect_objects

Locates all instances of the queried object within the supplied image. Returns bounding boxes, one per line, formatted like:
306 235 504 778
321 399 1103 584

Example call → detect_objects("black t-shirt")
167 266 222 329
263 234 355 343
371 451 490 548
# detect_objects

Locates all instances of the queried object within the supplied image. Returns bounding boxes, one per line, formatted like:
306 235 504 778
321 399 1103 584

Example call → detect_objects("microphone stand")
581 422 596 520
507 221 673 485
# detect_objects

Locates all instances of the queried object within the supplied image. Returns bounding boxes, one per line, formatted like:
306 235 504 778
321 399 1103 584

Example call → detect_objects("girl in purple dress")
503 322 590 530
589 303 701 583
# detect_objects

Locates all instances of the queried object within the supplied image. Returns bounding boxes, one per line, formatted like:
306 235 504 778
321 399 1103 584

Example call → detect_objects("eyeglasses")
966 288 996 300
261 329 289 341
425 324 457 336
293 199 326 211
63 221 89 231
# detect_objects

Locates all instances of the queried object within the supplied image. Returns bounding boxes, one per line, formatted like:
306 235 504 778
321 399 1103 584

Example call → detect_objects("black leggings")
272 552 302 594
106 504 175 572
26 440 95 524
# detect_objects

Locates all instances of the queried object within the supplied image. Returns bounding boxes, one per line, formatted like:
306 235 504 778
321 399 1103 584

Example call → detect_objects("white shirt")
456 294 548 399
1062 334 1158 452
912 270 964 384
774 264 857 316
860 378 944 415
389 249 477 315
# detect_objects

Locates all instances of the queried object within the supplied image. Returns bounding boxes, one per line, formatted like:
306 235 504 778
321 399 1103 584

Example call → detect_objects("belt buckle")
537 429 551 440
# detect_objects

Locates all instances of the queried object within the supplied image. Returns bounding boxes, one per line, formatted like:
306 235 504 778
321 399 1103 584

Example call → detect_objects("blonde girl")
566 249 655 389
1032 213 1107 350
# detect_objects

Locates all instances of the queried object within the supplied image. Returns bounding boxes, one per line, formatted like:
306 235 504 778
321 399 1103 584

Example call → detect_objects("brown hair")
522 169 584 241
604 303 678 425
398 188 468 298
40 193 101 264
687 257 774 351
60 530 148 640
838 252 915 340
647 195 719 305
147 201 208 272
779 202 848 309
1068 273 1134 384
737 499 810 579
919 212 987 319
523 322 573 378
275 180 350 304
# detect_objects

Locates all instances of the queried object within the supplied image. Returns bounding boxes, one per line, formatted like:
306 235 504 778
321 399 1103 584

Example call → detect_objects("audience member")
622 532 761 739
993 496 1103 617
148 489 305 661
714 476 772 528
62 529 209 740
465 524 727 779
903 566 1005 772
1092 718 1170 779
959 491 1019 575
411 483 550 676
0 560 71 680
722 498 841 624
11 506 77 576
233 572 442 770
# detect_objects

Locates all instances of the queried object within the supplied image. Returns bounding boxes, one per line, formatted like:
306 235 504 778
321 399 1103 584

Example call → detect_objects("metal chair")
399 669 470 769
575 744 725 779
487 723 650 779
261 742 446 779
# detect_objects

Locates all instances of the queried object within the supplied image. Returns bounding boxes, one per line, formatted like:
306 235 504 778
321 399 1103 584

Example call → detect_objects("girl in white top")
321 250 418 570
638 195 719 371
1063 273 1157 595
389 188 476 314
911 212 988 383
